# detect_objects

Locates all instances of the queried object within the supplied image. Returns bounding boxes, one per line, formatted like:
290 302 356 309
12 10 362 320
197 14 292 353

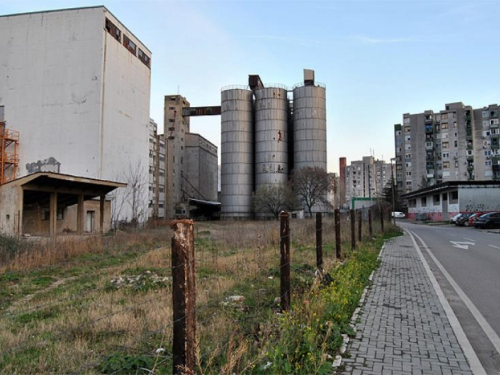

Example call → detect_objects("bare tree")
110 161 149 229
252 184 296 220
291 167 331 218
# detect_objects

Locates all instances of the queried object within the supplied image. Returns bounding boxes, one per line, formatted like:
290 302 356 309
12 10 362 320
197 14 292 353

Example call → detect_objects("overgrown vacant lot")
0 217 400 374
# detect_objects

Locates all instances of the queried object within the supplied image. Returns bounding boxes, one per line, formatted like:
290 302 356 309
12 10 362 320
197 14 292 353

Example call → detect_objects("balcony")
426 162 434 169
425 125 433 134
467 155 474 162
467 164 474 171
425 143 434 151
425 116 433 124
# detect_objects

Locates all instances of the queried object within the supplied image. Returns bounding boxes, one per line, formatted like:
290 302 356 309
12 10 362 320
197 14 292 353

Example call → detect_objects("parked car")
455 213 472 226
467 212 490 227
450 213 465 224
474 212 500 229
391 211 405 218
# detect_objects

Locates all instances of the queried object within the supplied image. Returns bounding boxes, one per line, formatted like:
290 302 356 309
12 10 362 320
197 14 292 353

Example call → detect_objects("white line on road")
414 229 500 356
490 245 500 250
406 229 486 375
463 237 475 242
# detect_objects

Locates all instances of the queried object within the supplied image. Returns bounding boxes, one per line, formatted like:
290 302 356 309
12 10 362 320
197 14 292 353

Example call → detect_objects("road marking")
410 230 500 359
463 237 475 242
406 229 485 375
490 245 500 250
450 241 475 249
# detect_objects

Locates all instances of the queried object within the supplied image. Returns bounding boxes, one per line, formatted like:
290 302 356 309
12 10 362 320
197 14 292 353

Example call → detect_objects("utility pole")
391 158 396 226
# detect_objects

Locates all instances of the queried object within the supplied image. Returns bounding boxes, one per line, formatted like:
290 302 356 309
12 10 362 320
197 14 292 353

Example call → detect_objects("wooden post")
77 194 84 235
381 209 385 233
357 209 362 242
316 212 323 270
280 212 290 312
335 208 341 259
368 209 373 238
171 220 196 375
350 209 356 250
50 192 57 240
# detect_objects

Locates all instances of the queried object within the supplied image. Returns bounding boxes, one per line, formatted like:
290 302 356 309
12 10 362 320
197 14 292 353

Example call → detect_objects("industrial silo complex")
220 69 328 219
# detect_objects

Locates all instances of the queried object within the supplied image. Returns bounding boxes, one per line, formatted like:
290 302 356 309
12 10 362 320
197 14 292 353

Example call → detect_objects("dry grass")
0 215 397 374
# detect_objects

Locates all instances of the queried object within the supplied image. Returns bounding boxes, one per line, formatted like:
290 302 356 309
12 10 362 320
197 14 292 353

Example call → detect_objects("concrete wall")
0 8 104 178
459 187 500 212
0 183 22 235
185 133 218 202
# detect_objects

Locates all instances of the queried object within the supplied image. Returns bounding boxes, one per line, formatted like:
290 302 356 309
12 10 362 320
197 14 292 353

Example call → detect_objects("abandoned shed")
0 172 126 238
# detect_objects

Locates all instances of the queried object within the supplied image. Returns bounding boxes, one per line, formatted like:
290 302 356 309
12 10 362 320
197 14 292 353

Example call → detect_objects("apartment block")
344 156 393 205
394 102 500 195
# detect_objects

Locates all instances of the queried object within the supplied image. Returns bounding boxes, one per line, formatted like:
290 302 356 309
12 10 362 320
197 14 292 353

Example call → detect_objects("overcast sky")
2 0 499 173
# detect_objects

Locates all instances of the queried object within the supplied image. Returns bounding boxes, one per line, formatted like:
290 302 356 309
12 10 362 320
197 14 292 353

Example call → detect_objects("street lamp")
390 158 396 225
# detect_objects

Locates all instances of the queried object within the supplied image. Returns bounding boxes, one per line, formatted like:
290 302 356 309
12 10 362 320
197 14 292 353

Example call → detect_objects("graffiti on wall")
26 157 61 174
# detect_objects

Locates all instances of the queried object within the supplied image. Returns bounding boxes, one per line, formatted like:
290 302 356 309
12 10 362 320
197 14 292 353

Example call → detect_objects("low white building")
402 181 500 221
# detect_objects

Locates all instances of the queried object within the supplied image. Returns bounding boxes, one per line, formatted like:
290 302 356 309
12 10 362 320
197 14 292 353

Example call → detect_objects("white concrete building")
403 181 500 221
0 6 152 223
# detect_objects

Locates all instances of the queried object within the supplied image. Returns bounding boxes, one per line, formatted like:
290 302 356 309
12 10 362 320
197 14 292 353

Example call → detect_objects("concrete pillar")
50 192 57 239
77 194 84 235
100 195 105 234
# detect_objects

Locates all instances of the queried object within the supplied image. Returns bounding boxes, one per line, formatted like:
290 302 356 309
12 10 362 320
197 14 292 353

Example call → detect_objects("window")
138 48 151 68
450 191 458 203
409 199 416 207
443 161 450 168
123 34 137 55
442 152 449 158
442 142 449 149
441 113 448 120
433 194 440 205
105 18 121 42
453 122 457 128
421 197 427 207
482 110 489 118
442 123 448 130
485 161 492 166
454 140 458 147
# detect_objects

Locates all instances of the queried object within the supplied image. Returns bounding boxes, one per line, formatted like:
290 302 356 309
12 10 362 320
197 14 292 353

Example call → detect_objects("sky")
1 0 500 173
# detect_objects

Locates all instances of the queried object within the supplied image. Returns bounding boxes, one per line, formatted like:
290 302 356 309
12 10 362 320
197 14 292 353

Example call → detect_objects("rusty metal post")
381 209 385 233
280 212 290 312
350 209 356 250
368 209 373 237
357 209 362 242
316 212 323 270
171 220 196 375
335 208 341 259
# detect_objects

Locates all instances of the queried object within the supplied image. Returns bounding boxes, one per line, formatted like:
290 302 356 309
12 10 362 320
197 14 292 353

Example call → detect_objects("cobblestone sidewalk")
341 234 473 375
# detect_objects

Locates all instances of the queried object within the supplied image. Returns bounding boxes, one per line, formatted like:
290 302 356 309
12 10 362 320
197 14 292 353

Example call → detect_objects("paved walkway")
341 234 473 375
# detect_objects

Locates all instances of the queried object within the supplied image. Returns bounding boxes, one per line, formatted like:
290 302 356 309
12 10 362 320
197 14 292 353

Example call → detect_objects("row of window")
105 18 151 68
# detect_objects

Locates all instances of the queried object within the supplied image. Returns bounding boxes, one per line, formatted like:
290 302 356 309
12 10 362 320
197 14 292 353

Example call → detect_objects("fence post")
335 209 341 259
350 209 356 250
171 220 196 375
381 209 385 233
316 212 323 270
368 209 373 237
280 212 291 312
357 209 362 242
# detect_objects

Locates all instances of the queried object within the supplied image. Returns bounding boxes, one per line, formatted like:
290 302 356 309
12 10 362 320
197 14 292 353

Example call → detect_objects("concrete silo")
220 87 254 219
254 86 289 188
292 70 327 172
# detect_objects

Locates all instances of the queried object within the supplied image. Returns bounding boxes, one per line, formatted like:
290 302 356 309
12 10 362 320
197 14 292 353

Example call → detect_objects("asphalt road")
398 220 500 374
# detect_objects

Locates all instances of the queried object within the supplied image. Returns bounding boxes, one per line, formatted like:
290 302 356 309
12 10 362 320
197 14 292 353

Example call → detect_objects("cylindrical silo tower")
254 86 289 189
292 83 327 172
220 87 254 219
